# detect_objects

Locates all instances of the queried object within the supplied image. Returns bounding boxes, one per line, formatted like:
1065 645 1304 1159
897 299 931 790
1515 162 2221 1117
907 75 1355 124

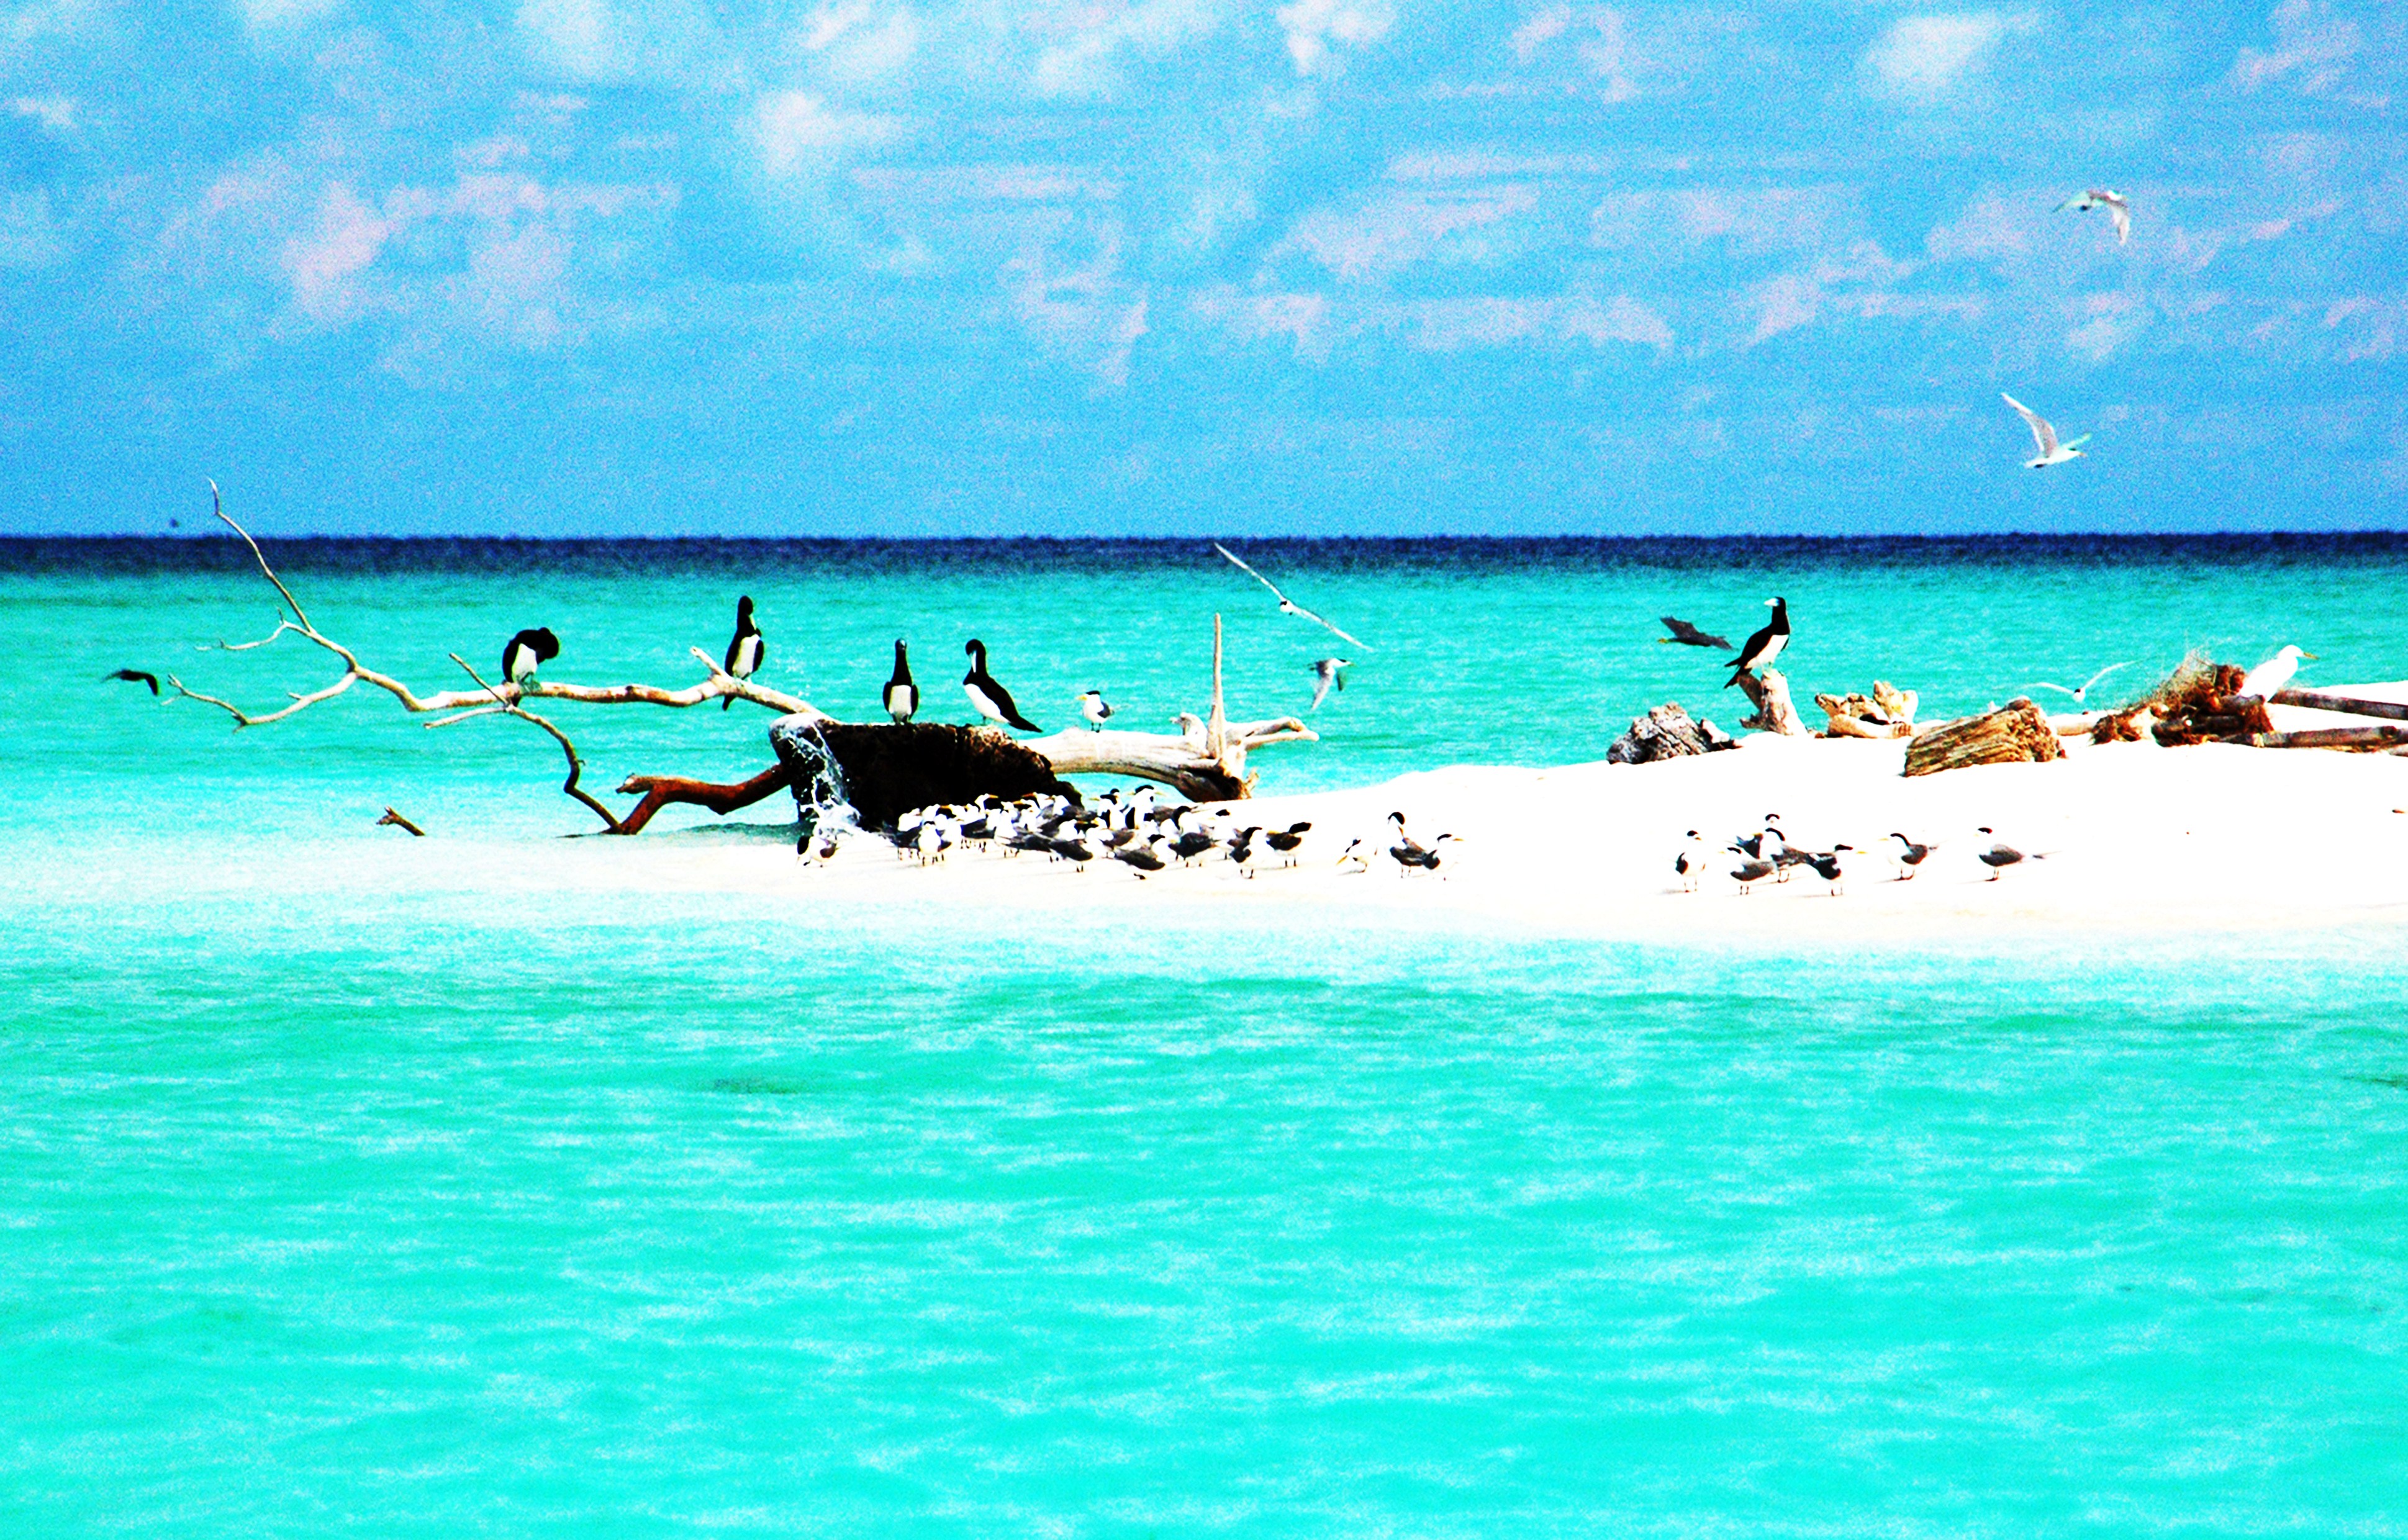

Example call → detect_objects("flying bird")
721 595 764 710
2002 393 2090 469
2057 188 2132 245
2241 645 2317 701
1308 657 1350 711
885 640 918 723
2028 661 2134 707
1213 543 1369 650
962 638 1041 732
104 668 160 694
1726 599 1790 687
502 627 559 690
1657 617 1733 651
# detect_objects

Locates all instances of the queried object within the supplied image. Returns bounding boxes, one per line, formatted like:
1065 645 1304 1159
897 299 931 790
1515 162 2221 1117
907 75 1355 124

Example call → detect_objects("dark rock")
771 718 1081 830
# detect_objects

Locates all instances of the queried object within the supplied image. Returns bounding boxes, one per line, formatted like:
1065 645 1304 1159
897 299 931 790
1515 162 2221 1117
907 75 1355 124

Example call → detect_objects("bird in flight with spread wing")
1213 543 1370 650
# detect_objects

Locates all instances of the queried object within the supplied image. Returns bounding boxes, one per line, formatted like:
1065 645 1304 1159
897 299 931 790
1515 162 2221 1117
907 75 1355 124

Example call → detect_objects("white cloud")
1275 0 1392 75
2233 0 2364 99
7 94 76 130
1862 12 2019 103
280 181 391 322
1280 186 1537 279
756 90 900 176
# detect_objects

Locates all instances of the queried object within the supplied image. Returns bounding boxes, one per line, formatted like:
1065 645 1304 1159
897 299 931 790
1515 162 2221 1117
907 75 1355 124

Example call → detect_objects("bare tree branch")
449 654 624 833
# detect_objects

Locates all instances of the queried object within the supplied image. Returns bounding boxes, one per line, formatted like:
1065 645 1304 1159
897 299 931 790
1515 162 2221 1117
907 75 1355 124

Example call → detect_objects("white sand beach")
538 681 2408 945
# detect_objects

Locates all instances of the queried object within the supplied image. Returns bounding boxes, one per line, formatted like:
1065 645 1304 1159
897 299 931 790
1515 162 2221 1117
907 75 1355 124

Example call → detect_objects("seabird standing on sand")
1309 658 1350 711
105 668 160 694
1804 843 1853 897
1213 543 1369 649
1886 832 1937 881
1726 600 1790 687
1113 833 1169 879
2029 661 2133 707
1265 822 1311 866
2057 188 2132 245
1735 814 1786 862
882 641 918 723
1674 830 1706 892
1728 853 1776 895
962 639 1041 732
502 627 559 690
721 596 764 709
1076 689 1115 730
2242 645 2317 700
2003 394 2090 469
1336 838 1370 872
1975 827 2032 881
1659 617 1732 650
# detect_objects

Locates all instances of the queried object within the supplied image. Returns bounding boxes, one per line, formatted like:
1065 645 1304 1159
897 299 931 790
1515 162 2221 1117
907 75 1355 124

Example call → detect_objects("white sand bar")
603 681 2408 944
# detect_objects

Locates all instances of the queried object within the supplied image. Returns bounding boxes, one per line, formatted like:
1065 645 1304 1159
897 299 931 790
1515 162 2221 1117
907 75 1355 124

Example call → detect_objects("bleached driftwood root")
165 492 1317 829
1734 668 1808 736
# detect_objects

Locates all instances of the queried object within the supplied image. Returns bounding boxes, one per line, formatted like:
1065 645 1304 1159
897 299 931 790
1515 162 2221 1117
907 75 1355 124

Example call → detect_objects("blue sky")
2 0 2403 535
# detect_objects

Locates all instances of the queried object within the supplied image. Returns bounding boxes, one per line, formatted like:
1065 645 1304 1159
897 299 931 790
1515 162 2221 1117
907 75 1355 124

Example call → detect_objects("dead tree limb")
168 487 828 726
445 655 624 833
613 763 798 835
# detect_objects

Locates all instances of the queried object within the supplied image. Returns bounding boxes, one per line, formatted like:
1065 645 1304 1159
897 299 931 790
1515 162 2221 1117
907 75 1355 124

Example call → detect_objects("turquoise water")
7 538 2408 1534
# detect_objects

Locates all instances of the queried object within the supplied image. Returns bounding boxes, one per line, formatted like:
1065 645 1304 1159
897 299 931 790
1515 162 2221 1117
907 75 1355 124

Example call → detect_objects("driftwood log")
2250 725 2408 751
1904 697 2065 777
1814 680 1919 739
2270 690 2408 723
1608 703 1736 765
1733 668 1808 736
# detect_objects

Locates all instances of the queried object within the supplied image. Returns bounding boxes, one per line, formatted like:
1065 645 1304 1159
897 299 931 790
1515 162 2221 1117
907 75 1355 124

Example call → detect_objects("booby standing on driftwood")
962 639 1041 732
1726 599 1789 688
884 640 918 723
721 596 763 710
502 627 559 690
1077 689 1115 730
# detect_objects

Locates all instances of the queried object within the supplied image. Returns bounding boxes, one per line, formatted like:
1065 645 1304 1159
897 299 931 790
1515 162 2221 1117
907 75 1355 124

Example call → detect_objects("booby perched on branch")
1725 599 1789 688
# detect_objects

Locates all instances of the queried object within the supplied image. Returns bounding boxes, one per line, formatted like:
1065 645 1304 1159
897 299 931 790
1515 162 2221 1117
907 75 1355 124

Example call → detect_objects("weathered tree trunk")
1904 697 2065 777
1734 668 1808 736
2250 725 2408 750
1608 703 1735 764
2270 690 2408 723
615 762 796 835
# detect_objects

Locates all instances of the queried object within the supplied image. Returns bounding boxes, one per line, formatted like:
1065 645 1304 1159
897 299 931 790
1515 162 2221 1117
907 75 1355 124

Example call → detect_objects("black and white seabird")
1886 832 1937 880
1804 843 1853 897
1734 814 1785 862
1113 833 1169 879
1729 853 1775 894
962 639 1041 732
1264 822 1311 866
502 627 559 690
1725 599 1789 688
885 640 918 723
1658 617 1732 651
1213 543 1369 649
1076 689 1115 731
1335 838 1370 872
106 668 160 694
1673 830 1705 892
1975 827 2032 881
721 596 764 710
